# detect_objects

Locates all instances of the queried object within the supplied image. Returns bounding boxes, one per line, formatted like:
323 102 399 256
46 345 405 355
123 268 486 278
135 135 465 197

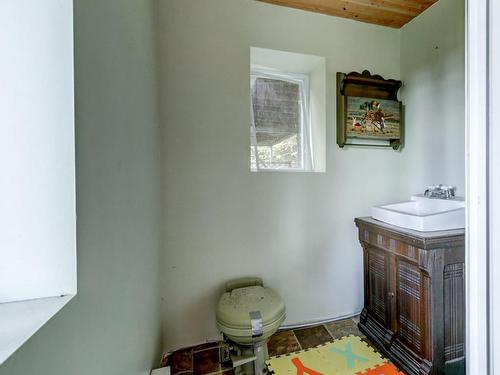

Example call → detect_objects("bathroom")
161 0 464 372
0 0 486 374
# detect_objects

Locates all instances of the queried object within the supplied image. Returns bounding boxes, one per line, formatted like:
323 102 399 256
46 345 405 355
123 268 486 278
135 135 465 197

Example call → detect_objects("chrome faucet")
423 184 456 199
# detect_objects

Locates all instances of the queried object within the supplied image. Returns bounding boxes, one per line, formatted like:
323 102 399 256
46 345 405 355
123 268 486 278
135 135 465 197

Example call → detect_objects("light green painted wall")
158 0 465 351
0 0 162 374
158 0 405 351
400 0 465 194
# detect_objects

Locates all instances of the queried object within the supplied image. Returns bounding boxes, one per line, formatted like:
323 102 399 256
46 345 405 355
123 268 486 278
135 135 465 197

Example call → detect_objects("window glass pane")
250 146 257 171
270 134 300 169
252 78 300 131
250 77 303 170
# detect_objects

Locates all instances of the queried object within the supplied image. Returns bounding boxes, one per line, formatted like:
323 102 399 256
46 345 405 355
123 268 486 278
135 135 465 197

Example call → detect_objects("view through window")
250 70 310 171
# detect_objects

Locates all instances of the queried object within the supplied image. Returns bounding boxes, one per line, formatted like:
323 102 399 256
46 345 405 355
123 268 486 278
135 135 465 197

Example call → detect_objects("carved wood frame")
336 70 403 150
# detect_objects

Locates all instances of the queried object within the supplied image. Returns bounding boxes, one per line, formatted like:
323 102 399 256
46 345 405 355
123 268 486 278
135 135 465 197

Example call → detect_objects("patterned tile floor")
159 316 385 375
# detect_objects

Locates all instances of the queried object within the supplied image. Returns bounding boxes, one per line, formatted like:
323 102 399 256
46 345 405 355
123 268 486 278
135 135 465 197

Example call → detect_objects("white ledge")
0 295 75 365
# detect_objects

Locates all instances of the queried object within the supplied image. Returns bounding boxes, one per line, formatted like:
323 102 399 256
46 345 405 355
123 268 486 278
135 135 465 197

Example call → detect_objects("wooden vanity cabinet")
355 218 465 375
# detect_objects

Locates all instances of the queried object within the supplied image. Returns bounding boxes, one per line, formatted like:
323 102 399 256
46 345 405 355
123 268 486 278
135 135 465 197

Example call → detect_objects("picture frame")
337 70 403 150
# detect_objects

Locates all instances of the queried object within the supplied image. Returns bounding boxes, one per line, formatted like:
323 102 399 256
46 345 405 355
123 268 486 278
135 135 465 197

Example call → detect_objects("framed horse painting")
345 96 402 139
336 71 403 150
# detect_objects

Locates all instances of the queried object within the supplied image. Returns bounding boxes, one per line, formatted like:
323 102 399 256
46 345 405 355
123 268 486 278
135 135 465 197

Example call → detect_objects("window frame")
250 66 313 172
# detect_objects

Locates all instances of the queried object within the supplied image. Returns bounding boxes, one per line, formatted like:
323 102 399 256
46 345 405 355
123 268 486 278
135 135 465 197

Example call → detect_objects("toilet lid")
216 286 286 330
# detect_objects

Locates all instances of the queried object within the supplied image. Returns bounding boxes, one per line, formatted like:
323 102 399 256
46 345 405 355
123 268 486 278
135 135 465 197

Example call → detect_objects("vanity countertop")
355 217 465 249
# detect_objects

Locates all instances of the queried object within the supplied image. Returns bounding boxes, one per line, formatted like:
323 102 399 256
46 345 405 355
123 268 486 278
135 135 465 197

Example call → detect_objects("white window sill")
0 295 75 365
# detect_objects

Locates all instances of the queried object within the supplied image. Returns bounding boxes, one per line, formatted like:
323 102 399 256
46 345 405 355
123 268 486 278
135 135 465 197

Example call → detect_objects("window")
250 47 326 172
250 68 312 171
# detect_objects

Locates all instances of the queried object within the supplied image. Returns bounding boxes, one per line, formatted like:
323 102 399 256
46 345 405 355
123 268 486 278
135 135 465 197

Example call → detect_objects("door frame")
466 0 498 373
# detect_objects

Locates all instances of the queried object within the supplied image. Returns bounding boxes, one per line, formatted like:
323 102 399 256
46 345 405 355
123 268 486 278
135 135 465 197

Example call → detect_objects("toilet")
216 277 286 375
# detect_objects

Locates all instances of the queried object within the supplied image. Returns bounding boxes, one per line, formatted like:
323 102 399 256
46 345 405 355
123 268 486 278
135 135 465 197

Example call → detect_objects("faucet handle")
423 184 457 199
442 185 456 199
424 185 437 197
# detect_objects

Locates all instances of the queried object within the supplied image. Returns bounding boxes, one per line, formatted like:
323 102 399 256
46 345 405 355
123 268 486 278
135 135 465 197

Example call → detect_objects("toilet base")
231 340 269 375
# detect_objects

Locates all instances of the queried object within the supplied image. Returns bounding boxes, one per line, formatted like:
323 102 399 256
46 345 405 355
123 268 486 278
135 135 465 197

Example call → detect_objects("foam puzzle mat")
266 335 405 375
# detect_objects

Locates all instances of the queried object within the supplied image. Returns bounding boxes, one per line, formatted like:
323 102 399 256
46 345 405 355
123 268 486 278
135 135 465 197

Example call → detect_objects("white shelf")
0 295 75 365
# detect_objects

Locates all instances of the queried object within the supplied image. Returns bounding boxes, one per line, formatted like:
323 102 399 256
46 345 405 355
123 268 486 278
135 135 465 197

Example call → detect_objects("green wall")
157 0 464 351
158 0 403 350
400 0 465 194
0 0 162 374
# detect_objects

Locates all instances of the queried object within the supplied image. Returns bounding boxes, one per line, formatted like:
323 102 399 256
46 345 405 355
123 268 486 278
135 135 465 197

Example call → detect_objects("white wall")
400 0 465 194
0 0 75 303
158 0 404 350
0 0 162 374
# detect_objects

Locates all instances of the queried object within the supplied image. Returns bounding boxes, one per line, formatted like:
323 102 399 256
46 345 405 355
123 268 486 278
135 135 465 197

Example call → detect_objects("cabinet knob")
388 292 395 298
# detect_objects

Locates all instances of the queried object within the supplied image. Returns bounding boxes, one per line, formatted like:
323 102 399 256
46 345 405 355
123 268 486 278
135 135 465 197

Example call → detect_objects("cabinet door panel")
444 263 465 362
396 259 425 356
367 247 389 326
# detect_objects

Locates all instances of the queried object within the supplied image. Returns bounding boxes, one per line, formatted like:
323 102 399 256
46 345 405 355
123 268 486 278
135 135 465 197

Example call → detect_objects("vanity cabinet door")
395 258 428 359
365 246 391 327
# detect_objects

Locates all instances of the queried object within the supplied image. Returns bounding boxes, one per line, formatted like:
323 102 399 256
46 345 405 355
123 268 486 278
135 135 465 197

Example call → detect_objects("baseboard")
279 311 362 330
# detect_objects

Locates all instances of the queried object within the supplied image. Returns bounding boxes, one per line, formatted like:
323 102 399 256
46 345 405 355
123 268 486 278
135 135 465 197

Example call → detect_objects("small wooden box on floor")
355 217 465 375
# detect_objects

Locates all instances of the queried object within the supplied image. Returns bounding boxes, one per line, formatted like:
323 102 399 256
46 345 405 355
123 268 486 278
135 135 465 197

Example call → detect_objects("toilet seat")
216 285 286 344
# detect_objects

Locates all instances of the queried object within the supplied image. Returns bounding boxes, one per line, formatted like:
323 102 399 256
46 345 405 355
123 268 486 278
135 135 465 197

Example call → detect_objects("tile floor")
159 316 384 375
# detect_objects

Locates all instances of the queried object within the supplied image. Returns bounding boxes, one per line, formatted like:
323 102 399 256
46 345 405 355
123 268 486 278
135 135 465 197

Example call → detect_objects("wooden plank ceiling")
256 0 438 28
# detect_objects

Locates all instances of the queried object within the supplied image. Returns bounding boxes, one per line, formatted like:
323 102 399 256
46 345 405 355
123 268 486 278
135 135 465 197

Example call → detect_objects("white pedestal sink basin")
371 195 465 232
